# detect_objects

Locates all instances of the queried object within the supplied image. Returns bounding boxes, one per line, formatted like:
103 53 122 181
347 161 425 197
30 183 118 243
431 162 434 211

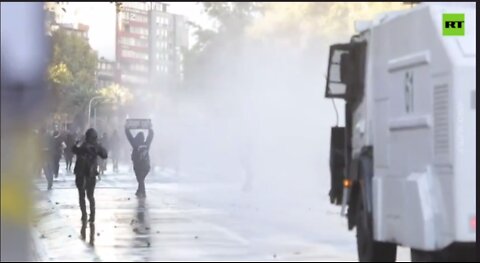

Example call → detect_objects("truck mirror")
325 44 351 99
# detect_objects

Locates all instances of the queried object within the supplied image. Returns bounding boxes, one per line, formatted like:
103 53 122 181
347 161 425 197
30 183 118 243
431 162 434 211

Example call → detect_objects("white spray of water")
130 2 410 241
137 36 342 239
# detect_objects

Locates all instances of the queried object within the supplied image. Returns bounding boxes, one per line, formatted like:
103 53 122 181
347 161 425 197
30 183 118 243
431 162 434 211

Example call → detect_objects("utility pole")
87 96 104 129
114 2 122 84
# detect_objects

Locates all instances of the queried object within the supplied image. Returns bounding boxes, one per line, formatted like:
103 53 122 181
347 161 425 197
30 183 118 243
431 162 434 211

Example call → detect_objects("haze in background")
53 0 412 238
142 2 411 235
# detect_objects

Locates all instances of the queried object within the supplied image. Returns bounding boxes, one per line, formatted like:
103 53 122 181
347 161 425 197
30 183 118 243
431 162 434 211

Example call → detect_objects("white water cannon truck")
325 3 476 261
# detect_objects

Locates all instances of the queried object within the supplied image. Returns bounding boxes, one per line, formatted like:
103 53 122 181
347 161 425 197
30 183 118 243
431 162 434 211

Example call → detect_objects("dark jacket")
64 132 76 156
125 128 154 170
52 131 63 158
73 128 108 176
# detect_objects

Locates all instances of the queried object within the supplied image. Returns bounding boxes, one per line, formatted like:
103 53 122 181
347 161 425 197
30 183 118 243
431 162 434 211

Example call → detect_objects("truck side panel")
370 3 475 250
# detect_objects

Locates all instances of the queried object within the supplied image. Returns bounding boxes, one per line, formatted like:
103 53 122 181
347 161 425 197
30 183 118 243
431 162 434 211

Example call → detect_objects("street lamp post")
87 96 104 129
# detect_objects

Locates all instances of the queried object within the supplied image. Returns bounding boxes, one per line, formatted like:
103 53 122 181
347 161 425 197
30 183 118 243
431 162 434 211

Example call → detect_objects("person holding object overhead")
125 119 154 198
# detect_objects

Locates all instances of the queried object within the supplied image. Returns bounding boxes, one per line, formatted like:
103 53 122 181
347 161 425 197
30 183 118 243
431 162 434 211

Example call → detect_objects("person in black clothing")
98 132 108 175
52 130 63 178
40 128 54 190
32 129 43 178
64 130 76 172
110 130 120 173
125 127 154 198
72 128 108 223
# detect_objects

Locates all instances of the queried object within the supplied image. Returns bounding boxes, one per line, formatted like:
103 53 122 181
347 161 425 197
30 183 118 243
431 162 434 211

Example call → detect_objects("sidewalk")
31 181 100 262
31 161 184 262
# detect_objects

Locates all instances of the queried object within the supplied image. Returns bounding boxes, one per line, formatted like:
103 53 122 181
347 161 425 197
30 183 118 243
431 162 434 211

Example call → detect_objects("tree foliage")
183 2 411 90
48 29 98 121
184 2 263 90
203 2 263 35
51 30 97 89
247 3 410 48
97 84 133 106
48 62 73 86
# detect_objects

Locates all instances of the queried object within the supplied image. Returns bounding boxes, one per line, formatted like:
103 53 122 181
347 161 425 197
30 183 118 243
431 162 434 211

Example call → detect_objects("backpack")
133 144 150 168
75 144 98 177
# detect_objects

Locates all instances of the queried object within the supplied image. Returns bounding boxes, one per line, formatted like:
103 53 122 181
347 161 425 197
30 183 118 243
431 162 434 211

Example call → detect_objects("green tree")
94 84 134 130
203 2 263 35
97 84 133 106
189 2 262 52
247 3 410 47
48 62 73 87
184 2 263 90
48 29 98 126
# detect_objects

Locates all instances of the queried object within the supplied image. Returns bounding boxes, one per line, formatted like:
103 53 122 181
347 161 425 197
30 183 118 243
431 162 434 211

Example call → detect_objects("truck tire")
411 243 477 262
356 155 396 262
356 194 396 262
411 249 445 262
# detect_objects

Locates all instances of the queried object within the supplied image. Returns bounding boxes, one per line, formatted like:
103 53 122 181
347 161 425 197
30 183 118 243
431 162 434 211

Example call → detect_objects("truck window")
325 44 351 99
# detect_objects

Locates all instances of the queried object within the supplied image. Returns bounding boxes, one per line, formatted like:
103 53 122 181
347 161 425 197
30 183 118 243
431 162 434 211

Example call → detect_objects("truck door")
325 43 351 206
325 41 367 208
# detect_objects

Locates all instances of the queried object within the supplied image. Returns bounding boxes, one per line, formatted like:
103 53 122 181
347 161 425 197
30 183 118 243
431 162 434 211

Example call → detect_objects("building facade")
96 57 116 89
148 3 188 91
116 2 188 93
115 2 150 92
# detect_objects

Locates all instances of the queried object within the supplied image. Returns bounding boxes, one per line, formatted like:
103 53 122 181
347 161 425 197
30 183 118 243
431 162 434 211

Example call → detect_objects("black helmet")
85 128 98 143
134 131 145 144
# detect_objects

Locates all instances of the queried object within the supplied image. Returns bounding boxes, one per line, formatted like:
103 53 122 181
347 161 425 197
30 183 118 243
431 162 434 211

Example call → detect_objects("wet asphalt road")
32 162 411 262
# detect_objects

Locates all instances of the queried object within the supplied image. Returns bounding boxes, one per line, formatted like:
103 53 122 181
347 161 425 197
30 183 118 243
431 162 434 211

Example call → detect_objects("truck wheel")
411 249 445 262
412 243 477 262
356 188 396 262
